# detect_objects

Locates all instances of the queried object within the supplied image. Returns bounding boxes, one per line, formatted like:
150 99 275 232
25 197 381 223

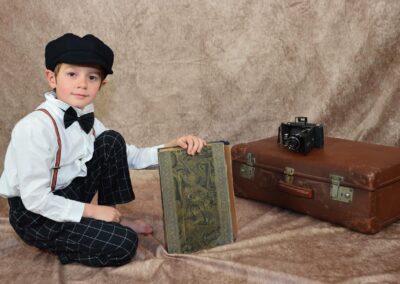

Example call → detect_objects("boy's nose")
77 76 88 89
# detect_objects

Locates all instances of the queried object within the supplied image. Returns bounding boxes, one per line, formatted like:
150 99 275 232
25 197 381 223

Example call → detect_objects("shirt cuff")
67 200 85 222
156 144 165 150
149 144 165 167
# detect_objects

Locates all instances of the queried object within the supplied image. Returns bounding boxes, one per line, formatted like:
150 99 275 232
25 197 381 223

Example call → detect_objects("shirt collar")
44 91 94 115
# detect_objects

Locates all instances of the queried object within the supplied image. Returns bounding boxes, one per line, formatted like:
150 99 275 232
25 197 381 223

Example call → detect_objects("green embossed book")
158 142 237 254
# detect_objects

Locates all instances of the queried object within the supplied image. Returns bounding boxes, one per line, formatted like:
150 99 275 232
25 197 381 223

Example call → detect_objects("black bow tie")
63 107 94 134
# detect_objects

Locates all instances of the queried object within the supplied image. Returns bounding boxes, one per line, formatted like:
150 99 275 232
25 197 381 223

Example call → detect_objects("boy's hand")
165 135 207 155
83 203 122 223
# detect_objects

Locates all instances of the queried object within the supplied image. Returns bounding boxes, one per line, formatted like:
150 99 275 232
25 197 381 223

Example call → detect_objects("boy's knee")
115 228 138 264
101 130 125 143
96 130 126 150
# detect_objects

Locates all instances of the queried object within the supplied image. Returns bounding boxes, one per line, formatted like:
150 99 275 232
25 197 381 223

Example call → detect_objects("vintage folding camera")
278 117 324 154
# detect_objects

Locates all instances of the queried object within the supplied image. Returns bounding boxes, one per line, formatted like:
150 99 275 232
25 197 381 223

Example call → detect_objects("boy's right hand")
165 135 207 155
83 203 122 223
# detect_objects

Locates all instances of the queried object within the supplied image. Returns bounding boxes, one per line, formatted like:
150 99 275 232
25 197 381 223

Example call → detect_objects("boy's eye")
89 75 99 81
66 72 76 77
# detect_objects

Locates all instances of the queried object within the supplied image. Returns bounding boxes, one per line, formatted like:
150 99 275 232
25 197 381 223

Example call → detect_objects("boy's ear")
45 69 57 89
99 80 107 90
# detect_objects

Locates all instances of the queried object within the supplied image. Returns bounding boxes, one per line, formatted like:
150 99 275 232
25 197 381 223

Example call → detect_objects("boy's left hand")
166 135 207 155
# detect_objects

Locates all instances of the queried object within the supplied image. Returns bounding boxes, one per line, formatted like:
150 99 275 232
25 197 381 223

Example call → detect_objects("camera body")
278 117 324 154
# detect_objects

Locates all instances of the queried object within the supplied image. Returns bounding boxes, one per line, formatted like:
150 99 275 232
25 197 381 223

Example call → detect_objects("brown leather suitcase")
231 136 400 234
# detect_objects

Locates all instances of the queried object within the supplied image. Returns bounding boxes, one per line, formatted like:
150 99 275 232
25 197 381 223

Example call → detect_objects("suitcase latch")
246 152 256 166
330 175 353 203
284 167 295 184
240 153 256 180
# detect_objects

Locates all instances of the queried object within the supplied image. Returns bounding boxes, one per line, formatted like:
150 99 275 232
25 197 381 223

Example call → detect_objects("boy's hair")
45 33 114 77
53 63 106 82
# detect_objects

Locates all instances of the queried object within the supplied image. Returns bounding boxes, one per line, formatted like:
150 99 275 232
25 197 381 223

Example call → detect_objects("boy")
0 33 206 267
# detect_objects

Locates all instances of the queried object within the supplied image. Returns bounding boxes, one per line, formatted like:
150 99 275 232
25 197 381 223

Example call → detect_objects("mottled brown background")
1 0 399 171
1 1 400 283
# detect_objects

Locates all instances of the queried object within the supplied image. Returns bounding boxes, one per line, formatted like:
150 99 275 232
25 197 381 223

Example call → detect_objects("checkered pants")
8 130 138 267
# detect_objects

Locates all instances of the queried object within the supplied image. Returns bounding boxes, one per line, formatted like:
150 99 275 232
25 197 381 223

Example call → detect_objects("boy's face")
45 63 106 109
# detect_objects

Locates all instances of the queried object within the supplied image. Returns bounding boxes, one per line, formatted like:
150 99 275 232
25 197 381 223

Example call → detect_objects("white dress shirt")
0 91 163 222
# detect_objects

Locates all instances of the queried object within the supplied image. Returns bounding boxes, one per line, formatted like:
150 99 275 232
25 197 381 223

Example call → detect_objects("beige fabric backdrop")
1 0 399 168
1 1 400 283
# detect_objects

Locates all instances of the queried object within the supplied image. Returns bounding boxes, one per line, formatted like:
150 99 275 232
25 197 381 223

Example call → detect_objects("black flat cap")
45 33 114 75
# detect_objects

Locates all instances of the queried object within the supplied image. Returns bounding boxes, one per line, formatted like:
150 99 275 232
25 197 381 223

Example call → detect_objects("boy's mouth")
72 93 88 98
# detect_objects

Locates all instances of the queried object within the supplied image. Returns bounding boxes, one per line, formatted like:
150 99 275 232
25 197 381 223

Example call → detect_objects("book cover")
158 142 237 254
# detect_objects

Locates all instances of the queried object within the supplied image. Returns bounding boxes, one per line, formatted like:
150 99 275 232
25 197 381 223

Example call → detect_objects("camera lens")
287 136 300 151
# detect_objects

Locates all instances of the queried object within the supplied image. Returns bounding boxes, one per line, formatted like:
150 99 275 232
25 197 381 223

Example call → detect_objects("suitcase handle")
277 180 313 199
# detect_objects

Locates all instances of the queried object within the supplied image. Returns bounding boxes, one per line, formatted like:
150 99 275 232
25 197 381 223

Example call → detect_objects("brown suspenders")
36 108 96 192
37 108 61 192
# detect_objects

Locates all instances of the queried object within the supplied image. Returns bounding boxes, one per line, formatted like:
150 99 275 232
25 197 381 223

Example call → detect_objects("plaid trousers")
8 130 138 267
